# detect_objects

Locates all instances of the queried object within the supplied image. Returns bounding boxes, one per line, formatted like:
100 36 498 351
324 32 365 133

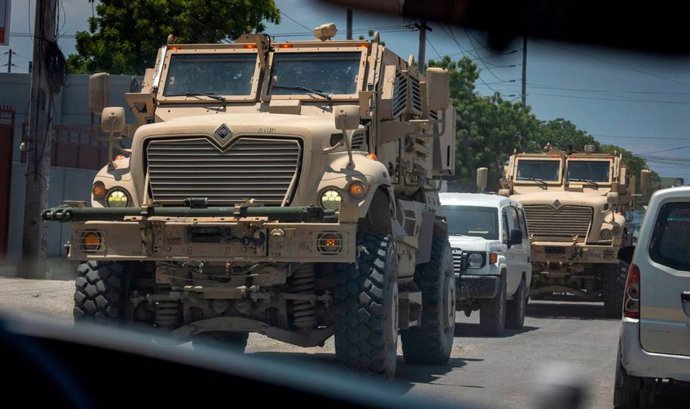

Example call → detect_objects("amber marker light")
92 181 106 199
81 232 102 252
348 181 368 198
366 153 378 161
489 253 498 264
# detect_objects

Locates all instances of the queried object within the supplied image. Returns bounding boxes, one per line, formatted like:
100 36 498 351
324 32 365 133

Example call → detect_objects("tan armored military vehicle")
43 24 457 377
500 145 644 317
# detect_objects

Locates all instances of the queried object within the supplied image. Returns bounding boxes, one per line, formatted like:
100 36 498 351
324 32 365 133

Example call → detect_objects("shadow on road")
526 301 617 320
395 356 482 392
454 322 539 338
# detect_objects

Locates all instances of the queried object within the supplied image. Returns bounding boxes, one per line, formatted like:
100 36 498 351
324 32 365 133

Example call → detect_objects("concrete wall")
0 73 137 262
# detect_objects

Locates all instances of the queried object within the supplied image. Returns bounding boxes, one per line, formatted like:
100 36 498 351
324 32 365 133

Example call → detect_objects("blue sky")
3 0 690 181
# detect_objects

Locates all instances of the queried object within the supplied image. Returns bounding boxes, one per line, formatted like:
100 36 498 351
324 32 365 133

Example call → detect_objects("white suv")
615 186 690 408
440 193 532 336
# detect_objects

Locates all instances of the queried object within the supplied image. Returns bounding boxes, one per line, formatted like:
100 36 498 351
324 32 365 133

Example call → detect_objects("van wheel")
614 347 641 408
73 261 126 324
506 276 527 330
401 238 456 365
334 234 398 378
479 273 506 336
604 261 628 318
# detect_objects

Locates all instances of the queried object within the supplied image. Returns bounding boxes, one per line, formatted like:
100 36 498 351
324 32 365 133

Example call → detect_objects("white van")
440 193 532 336
615 186 690 407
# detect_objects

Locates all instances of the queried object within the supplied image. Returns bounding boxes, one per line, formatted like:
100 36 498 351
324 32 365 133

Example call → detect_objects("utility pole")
521 36 527 105
415 20 431 73
346 8 352 40
2 49 15 73
22 0 58 278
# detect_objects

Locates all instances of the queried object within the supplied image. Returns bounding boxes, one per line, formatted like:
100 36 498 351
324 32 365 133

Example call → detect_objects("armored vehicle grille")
146 137 301 206
523 205 593 239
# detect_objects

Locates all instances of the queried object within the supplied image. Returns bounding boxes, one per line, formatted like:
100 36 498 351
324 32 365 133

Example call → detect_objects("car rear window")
649 202 690 271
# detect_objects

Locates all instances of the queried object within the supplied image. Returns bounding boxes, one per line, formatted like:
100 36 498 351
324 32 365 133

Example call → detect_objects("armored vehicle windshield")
163 53 258 97
270 51 362 96
515 159 561 182
566 159 611 183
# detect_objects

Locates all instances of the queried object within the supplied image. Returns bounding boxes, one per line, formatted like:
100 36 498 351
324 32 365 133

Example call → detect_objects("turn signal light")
348 181 368 198
489 253 498 264
92 181 106 199
366 153 378 161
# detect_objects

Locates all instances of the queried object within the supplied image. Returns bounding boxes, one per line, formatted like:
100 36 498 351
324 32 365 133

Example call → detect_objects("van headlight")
106 189 130 207
467 252 485 268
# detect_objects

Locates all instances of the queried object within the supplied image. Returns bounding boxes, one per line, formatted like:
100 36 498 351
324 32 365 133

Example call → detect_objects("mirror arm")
343 130 354 169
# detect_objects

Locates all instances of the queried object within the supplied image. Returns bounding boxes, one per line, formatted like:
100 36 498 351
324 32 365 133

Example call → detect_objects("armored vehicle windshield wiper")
273 85 333 102
569 178 599 188
525 177 548 188
177 92 227 103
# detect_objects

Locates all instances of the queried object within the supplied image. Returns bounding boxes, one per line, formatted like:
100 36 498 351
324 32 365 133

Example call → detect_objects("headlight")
467 252 485 268
600 228 613 240
106 189 130 207
319 188 342 211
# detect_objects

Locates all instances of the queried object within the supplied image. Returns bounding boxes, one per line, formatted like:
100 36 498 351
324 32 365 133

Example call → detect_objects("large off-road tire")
401 238 456 365
335 233 398 378
73 261 126 324
479 273 506 336
506 276 527 330
192 332 249 353
614 347 641 409
604 261 628 318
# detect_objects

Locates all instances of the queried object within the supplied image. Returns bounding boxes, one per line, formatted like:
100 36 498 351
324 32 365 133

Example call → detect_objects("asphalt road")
0 277 686 409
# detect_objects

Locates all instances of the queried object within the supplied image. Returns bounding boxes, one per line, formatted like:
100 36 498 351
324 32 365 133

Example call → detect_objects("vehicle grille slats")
523 205 592 238
452 249 463 275
146 137 301 205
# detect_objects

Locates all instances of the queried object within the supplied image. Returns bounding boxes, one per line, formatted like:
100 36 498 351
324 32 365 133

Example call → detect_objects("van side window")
507 206 520 231
649 202 690 271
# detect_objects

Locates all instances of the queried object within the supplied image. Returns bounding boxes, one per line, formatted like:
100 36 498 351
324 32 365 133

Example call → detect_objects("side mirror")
476 167 488 193
509 229 523 246
334 105 360 131
101 107 126 133
89 73 110 115
426 68 450 111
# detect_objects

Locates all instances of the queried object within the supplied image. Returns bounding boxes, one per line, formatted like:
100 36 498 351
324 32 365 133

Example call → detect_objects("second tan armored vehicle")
43 24 457 378
501 145 641 317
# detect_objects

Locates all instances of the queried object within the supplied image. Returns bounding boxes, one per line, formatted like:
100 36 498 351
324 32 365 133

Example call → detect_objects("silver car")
615 186 690 408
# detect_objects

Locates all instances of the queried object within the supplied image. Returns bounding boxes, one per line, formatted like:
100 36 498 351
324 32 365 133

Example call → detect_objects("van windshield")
441 205 499 240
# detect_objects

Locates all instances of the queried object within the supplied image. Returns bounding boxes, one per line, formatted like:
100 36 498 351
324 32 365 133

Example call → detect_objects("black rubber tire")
604 261 628 319
479 273 506 336
73 261 126 324
192 332 249 353
401 238 456 365
506 276 527 330
334 233 398 378
614 347 641 409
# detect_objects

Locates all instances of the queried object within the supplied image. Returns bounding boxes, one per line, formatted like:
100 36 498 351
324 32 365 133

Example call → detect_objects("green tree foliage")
429 56 659 192
67 0 280 75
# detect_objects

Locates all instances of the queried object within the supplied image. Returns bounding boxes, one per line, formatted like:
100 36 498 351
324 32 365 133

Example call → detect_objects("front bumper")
620 317 690 382
457 275 500 300
531 241 619 264
44 205 356 263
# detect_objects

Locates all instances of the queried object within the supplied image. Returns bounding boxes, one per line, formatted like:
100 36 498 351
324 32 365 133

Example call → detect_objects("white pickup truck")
440 193 532 336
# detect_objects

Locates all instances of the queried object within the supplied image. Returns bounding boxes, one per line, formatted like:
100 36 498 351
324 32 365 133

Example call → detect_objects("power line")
527 91 690 106
439 25 498 93
533 39 690 89
527 82 690 96
426 38 442 59
279 11 313 33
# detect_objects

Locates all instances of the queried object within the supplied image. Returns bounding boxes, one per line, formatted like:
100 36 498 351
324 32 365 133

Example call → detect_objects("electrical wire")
279 11 313 33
